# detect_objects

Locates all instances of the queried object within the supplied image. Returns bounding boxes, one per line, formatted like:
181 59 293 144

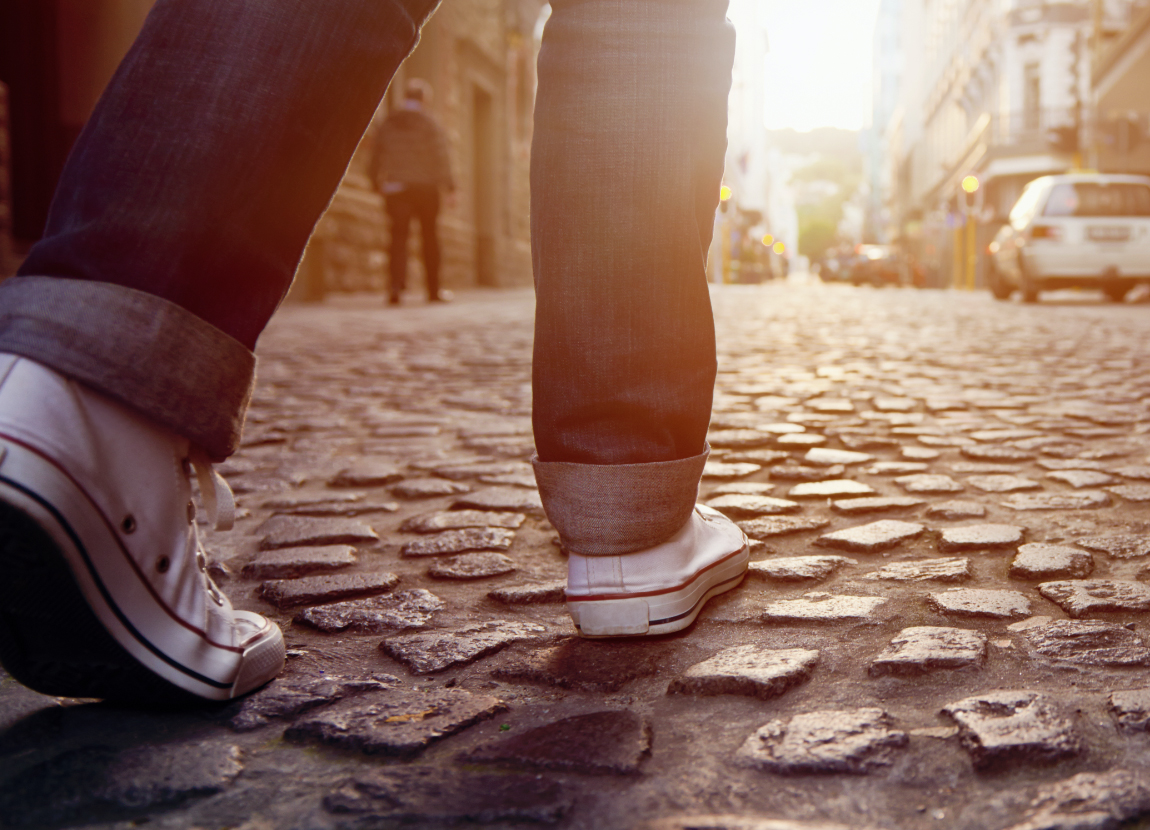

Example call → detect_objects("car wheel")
1103 281 1132 303
1019 260 1039 303
987 264 1012 301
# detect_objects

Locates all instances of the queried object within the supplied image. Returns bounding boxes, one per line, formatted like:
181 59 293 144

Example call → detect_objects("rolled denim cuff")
532 447 708 556
0 277 254 459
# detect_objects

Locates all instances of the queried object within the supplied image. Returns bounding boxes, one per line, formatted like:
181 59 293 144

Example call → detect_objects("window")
1042 182 1150 217
1022 62 1040 131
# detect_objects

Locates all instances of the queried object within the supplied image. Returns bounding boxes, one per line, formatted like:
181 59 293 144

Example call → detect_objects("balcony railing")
986 106 1079 155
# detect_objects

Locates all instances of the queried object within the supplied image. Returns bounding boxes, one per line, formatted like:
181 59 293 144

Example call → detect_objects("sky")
729 0 884 132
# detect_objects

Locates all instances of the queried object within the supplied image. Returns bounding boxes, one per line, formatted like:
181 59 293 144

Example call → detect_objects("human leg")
387 191 415 304
411 185 443 301
530 0 744 636
0 0 443 703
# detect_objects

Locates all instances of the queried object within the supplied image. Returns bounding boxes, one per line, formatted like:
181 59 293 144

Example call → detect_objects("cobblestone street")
8 282 1150 830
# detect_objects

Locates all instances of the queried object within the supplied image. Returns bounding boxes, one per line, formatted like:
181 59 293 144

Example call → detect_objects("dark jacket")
371 108 455 192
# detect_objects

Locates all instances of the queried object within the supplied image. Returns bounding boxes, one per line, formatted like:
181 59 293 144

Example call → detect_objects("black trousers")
385 184 441 300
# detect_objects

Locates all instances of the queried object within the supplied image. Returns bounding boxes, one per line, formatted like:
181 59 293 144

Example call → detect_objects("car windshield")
1042 182 1150 217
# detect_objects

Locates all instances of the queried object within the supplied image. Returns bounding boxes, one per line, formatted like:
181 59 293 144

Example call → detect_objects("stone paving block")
703 461 763 479
868 626 987 676
724 449 793 466
943 690 1081 769
1037 580 1150 617
428 552 516 580
431 461 532 481
949 462 1028 475
1115 464 1150 479
1009 544 1093 580
400 527 516 557
257 515 379 550
491 639 677 692
285 688 506 756
736 708 907 774
709 482 777 497
758 421 806 433
970 429 1044 443
814 520 925 553
928 588 1032 618
1108 689 1150 732
961 445 1034 462
390 477 473 499
1037 458 1110 471
1003 770 1150 830
738 516 831 539
0 741 243 827
917 434 975 448
488 580 567 604
642 818 855 830
862 557 971 583
1024 620 1150 667
761 593 888 622
837 432 900 450
382 620 547 673
872 396 918 412
866 461 929 475
776 434 829 447
294 590 445 633
329 461 405 487
829 496 925 515
241 544 357 579
901 446 941 460
1076 534 1150 559
788 480 876 499
230 672 399 731
478 472 541 488
400 509 526 533
807 398 855 413
705 494 801 517
452 487 543 513
966 475 1042 493
895 474 964 494
1045 469 1117 489
804 448 873 466
667 645 819 700
708 429 778 449
938 523 1025 551
926 500 988 520
748 556 856 583
1004 490 1110 510
322 768 570 825
262 492 400 517
1107 483 1150 502
769 464 845 482
460 710 651 774
260 572 399 609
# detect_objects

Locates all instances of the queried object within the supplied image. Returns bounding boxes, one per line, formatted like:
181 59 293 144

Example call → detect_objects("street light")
772 241 786 255
762 233 774 246
961 175 979 194
719 185 733 202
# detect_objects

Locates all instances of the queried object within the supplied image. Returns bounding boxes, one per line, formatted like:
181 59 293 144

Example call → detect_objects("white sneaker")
0 354 284 704
565 504 749 637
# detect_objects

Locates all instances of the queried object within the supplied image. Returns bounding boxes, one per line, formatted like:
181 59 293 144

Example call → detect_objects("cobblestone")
259 572 399 608
399 527 515 557
1009 543 1094 580
1037 579 1150 617
381 620 547 673
814 519 925 553
748 555 856 582
868 626 987 675
1023 620 1150 667
736 708 908 774
943 691 1082 769
667 645 819 700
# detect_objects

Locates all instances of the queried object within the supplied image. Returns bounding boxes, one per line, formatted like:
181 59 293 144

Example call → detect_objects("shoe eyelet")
156 555 171 574
196 551 207 572
187 501 196 523
121 515 137 534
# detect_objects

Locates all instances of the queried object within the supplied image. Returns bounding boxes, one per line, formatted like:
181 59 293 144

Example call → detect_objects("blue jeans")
0 0 734 556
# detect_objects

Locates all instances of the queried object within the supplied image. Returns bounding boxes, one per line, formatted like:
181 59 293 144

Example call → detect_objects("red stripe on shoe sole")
565 544 748 602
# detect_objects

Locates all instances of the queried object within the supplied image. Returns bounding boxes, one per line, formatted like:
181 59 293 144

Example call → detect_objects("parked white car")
987 173 1150 302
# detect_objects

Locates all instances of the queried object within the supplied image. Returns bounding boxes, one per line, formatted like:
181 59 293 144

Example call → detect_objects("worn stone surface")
895 474 964 494
866 461 930 475
928 588 1032 618
862 557 972 583
738 516 831 539
1108 483 1150 502
381 620 546 673
260 572 399 608
1076 534 1150 559
294 590 445 633
736 708 908 774
0 741 244 827
258 515 379 550
938 523 1025 551
285 688 506 756
775 434 828 447
400 527 516 557
241 544 357 579
761 593 888 622
1037 580 1150 617
427 551 516 579
829 496 925 515
1004 490 1111 510
460 710 651 774
869 626 987 676
1046 469 1117 488
488 580 567 604
943 691 1081 768
961 445 1034 462
769 464 845 482
1003 770 1150 830
814 519 925 553
329 461 405 487
708 481 777 496
400 509 526 533
491 639 677 693
642 818 855 830
708 429 777 449
1009 544 1094 580
926 500 988 520
804 448 873 466
703 461 763 479
788 479 876 498
1109 689 1150 732
321 768 570 825
966 474 1042 493
748 555 856 582
668 646 819 700
705 494 801 517
230 672 399 730
1024 620 1150 667
452 487 543 512
390 477 472 499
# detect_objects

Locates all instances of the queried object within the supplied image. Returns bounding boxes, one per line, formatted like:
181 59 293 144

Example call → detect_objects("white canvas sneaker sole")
566 505 749 638
0 436 283 704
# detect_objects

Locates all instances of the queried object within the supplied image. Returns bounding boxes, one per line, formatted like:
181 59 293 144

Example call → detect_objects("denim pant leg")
531 0 734 556
0 0 441 459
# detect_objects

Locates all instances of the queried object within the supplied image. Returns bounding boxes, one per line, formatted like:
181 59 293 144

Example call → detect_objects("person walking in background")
371 78 455 305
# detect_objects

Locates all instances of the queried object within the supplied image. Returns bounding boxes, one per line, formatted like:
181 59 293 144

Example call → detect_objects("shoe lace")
188 447 236 531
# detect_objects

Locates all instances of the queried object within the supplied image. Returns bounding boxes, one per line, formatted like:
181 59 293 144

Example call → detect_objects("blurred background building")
0 0 548 297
